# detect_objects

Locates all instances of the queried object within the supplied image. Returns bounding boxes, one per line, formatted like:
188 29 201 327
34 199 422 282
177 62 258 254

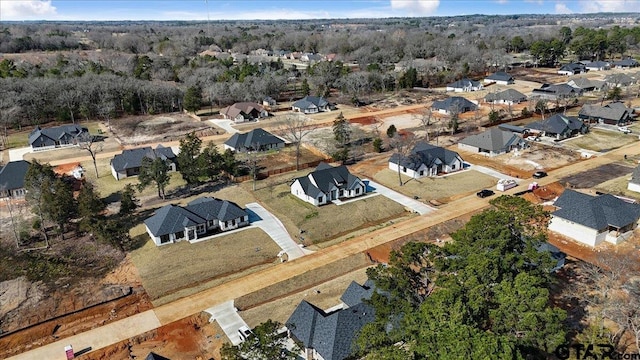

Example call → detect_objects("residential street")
8 140 640 360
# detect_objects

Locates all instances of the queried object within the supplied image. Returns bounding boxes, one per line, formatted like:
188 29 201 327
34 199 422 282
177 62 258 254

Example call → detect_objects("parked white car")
618 126 632 134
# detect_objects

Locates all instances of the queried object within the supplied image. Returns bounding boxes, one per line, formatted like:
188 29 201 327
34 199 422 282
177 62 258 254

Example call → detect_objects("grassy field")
130 226 280 300
594 175 640 200
372 168 497 203
6 121 105 150
247 179 407 244
564 129 638 152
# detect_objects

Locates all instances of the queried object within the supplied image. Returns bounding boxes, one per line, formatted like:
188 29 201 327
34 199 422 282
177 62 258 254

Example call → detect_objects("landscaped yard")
130 226 280 301
563 129 638 152
4 121 104 150
372 169 497 203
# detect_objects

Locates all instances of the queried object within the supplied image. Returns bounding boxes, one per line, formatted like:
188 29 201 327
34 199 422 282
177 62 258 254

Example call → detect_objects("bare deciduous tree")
390 131 417 186
280 114 315 171
77 132 103 178
417 107 433 142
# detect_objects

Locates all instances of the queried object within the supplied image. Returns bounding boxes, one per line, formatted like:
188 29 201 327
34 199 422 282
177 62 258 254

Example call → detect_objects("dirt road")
9 140 640 360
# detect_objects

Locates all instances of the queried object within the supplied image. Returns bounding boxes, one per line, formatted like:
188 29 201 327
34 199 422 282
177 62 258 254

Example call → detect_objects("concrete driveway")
208 119 238 134
204 300 249 345
363 179 435 215
8 146 33 161
465 163 519 181
245 203 309 260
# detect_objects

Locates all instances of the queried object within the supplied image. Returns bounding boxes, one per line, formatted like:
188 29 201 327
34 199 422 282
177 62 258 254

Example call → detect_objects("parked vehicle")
476 189 495 198
532 171 547 179
238 326 254 341
496 179 517 191
618 126 632 134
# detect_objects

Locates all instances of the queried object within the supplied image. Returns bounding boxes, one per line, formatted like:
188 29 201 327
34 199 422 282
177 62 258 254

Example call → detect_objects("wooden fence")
231 157 333 183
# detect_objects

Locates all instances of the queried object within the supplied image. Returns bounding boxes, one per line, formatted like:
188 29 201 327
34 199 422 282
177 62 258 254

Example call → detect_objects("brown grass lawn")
372 169 497 203
563 129 638 152
5 121 104 150
130 227 280 301
247 180 407 244
594 175 640 201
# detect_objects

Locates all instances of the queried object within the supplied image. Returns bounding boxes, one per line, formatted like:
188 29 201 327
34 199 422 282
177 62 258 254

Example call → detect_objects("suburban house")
431 96 478 115
292 96 331 114
220 102 268 123
301 53 324 63
483 71 515 85
567 77 605 92
612 58 639 68
286 280 376 360
578 102 632 126
531 83 582 100
446 78 483 92
604 73 634 87
262 96 276 107
28 124 89 150
0 160 30 198
458 128 527 156
628 165 640 193
144 197 249 246
585 61 611 71
484 89 527 105
558 63 587 75
223 128 285 152
525 114 588 140
549 189 640 247
110 145 177 181
389 142 464 178
290 163 367 206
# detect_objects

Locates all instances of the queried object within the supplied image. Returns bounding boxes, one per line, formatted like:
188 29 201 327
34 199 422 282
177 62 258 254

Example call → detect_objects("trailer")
496 179 517 191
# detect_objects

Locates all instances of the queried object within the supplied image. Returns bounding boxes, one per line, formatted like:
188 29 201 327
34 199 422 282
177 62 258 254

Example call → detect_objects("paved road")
203 301 249 346
363 179 435 215
245 202 309 260
9 140 640 360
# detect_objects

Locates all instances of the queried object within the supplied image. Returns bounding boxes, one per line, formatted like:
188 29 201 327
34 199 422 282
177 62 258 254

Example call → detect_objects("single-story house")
290 163 367 206
286 280 376 360
612 58 639 68
604 73 635 87
525 114 588 140
458 128 527 156
628 165 640 193
223 128 285 152
262 96 276 107
28 124 89 151
483 71 515 85
446 78 483 92
549 189 640 246
484 89 527 105
0 160 30 198
558 63 587 76
110 145 177 181
389 142 464 178
431 96 478 115
531 83 582 100
585 61 611 71
567 77 606 92
220 102 268 123
292 96 330 114
144 197 249 246
578 102 632 126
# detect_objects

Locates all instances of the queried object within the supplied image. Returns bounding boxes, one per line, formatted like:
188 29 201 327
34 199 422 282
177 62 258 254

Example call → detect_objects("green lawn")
564 129 638 152
372 169 498 203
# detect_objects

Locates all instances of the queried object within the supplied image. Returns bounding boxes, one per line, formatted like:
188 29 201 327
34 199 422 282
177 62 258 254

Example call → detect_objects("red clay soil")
349 115 379 125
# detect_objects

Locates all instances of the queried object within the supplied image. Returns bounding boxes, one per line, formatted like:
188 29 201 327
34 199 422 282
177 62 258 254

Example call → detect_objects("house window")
356 188 360 194
402 167 407 172
175 231 184 240
232 219 236 226
419 170 424 176
160 234 170 244
197 224 206 233
208 220 214 227
451 164 456 170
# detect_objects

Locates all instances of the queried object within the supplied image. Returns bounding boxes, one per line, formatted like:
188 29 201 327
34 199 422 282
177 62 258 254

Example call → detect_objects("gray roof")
568 77 605 90
431 96 477 113
292 163 363 198
485 89 526 102
111 145 176 172
630 165 640 185
559 63 586 72
553 189 640 230
526 114 586 135
0 160 31 191
224 128 284 151
145 353 170 360
293 96 328 110
28 124 88 146
340 279 375 308
585 61 610 69
447 78 481 89
613 58 639 67
390 142 463 171
579 102 631 122
144 197 247 237
485 71 514 82
498 124 527 133
459 128 523 152
604 73 634 86
532 83 581 97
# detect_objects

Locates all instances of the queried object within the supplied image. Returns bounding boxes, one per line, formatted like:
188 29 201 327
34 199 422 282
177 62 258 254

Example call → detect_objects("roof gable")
390 142 463 170
459 128 521 152
553 189 640 230
432 96 477 112
0 160 31 191
111 145 176 172
485 71 513 82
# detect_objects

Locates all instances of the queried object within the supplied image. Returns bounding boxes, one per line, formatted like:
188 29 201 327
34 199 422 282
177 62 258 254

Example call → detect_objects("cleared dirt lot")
559 163 635 189
110 112 218 145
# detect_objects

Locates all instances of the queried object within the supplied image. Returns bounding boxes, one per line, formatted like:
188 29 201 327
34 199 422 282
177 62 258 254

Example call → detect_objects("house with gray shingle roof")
578 102 632 126
290 163 366 206
110 145 177 180
612 58 639 68
458 128 526 157
292 96 331 114
223 128 285 153
144 197 249 246
286 280 376 360
431 96 478 115
604 73 635 87
549 189 640 246
28 124 89 150
585 61 611 71
389 142 464 178
558 63 587 76
220 102 268 123
628 165 640 193
525 114 588 140
484 89 527 105
484 71 515 85
0 160 30 198
531 83 582 100
446 78 483 92
567 77 606 92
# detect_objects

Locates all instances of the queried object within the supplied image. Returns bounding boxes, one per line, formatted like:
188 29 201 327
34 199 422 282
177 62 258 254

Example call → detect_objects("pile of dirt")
533 182 565 201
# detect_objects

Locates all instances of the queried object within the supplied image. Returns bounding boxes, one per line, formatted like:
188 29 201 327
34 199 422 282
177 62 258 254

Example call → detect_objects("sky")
1 0 639 21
